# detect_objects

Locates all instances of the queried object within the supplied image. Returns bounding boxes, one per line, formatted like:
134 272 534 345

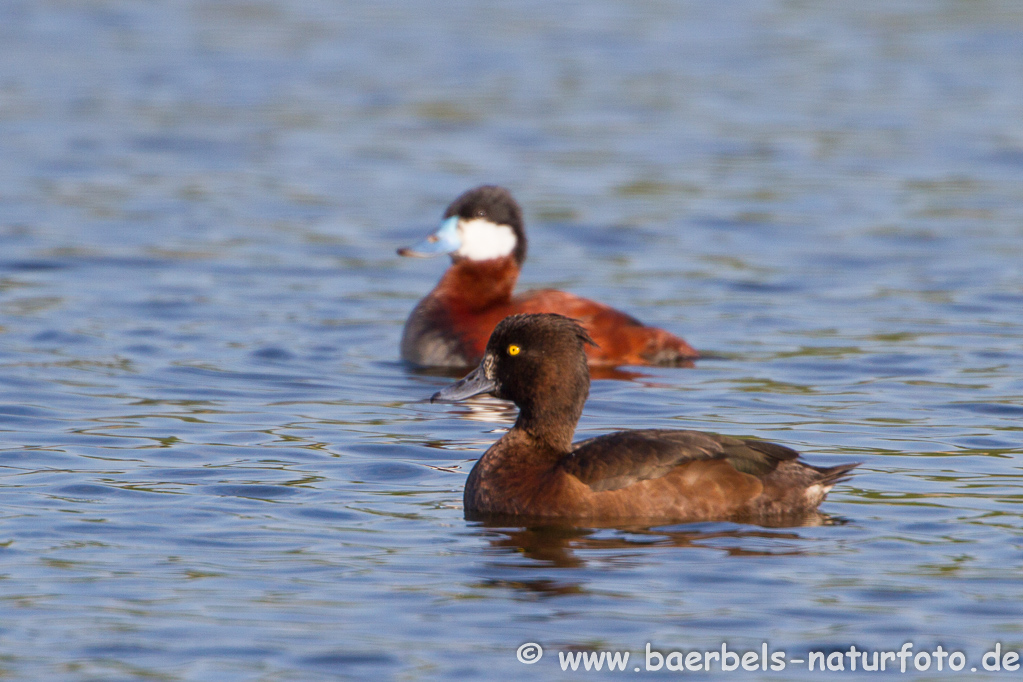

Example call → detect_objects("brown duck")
432 313 857 523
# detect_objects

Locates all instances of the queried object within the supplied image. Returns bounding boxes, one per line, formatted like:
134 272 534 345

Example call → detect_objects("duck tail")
637 327 700 365
815 462 860 488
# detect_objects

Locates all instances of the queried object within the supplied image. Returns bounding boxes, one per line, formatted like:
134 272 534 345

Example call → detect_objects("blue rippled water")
1 1 1022 680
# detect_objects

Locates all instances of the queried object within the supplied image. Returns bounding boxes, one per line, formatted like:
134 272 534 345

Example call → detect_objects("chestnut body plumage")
400 186 698 368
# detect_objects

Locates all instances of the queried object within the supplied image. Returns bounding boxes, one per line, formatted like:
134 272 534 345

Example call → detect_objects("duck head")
399 185 527 265
432 313 594 447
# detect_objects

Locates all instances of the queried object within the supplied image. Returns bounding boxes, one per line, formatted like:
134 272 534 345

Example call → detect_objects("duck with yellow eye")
431 313 858 524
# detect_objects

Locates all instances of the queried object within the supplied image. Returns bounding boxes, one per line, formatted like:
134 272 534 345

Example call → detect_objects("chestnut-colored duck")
399 185 698 368
432 313 857 523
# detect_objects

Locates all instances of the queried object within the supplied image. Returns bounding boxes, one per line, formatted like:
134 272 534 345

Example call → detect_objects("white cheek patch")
456 218 517 261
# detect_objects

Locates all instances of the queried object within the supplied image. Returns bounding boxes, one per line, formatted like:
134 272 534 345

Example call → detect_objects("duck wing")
561 429 799 493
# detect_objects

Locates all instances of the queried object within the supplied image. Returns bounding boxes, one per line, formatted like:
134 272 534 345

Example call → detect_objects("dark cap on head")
484 313 594 358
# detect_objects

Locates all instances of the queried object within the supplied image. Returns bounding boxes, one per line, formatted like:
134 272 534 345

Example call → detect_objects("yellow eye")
507 344 521 356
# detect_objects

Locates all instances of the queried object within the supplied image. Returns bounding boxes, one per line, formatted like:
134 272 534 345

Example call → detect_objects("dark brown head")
432 314 594 448
398 185 528 265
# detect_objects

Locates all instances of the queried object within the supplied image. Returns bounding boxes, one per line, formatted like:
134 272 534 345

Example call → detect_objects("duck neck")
434 257 520 312
512 376 588 453
514 408 578 453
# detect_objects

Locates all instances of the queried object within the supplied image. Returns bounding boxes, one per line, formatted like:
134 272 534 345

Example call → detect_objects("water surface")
2 1 1023 679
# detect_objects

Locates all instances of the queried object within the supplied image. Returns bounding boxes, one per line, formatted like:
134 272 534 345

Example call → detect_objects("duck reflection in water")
472 521 841 575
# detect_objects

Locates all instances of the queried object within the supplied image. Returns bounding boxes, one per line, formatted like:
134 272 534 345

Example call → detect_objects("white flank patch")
805 484 828 502
456 218 517 260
